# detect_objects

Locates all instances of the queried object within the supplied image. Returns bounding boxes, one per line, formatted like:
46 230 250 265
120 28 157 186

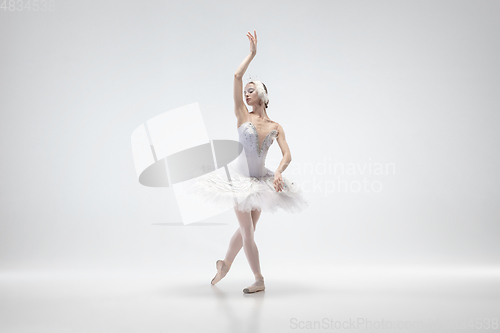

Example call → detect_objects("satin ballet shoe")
211 260 231 285
243 278 265 293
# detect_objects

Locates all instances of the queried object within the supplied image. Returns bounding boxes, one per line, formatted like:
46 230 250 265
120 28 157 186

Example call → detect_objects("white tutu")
190 165 309 213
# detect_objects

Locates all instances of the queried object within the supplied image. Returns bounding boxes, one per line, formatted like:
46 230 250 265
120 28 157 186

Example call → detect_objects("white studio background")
0 0 499 275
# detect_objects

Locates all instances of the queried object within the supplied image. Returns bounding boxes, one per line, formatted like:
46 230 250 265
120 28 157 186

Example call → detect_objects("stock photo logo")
300 158 396 196
130 103 247 225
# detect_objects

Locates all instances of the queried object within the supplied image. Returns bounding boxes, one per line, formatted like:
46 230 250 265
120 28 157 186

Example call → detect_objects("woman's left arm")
273 124 292 192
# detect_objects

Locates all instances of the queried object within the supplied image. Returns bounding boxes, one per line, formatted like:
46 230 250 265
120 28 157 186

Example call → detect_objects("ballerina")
193 30 308 293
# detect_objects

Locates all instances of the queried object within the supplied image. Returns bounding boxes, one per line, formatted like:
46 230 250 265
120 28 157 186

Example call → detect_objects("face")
244 83 260 106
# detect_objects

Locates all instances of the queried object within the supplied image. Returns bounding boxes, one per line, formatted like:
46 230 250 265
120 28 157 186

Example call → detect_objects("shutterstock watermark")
275 157 396 195
289 317 499 330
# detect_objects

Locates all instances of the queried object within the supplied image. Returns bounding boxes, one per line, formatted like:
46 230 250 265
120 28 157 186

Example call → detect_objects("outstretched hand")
247 30 257 54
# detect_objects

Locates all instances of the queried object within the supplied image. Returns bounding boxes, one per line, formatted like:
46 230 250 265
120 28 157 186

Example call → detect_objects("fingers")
247 30 257 43
274 179 284 192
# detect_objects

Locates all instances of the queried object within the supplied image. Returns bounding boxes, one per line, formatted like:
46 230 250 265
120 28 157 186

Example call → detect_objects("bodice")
232 122 278 177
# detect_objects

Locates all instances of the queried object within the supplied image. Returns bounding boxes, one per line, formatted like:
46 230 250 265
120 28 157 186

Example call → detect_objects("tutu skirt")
190 165 309 214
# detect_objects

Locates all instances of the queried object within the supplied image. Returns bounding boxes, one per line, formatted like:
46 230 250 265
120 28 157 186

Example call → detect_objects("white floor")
1 264 499 333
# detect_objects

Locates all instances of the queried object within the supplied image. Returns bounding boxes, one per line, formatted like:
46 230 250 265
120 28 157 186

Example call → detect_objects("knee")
239 228 254 241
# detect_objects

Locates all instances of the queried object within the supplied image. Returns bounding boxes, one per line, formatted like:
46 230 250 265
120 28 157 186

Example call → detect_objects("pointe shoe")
243 279 265 293
211 260 231 285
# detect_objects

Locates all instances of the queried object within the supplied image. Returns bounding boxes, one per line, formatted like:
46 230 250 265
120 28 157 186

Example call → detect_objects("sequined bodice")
232 122 278 177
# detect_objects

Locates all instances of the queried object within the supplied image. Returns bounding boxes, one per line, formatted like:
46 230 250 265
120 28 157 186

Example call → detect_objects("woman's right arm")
234 30 257 120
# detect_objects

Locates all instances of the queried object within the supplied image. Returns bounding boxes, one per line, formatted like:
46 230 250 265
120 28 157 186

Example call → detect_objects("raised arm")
234 30 258 121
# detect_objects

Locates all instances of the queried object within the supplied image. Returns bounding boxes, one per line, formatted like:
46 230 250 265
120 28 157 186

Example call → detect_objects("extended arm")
234 30 258 119
233 52 255 111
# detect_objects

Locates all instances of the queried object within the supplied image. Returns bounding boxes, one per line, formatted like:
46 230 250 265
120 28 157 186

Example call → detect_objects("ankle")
223 260 232 267
255 275 264 281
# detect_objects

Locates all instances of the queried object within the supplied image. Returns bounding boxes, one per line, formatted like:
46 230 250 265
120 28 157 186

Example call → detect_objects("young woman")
193 30 308 293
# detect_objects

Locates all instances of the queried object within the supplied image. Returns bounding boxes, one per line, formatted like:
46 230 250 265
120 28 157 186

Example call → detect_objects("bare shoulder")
273 120 291 156
271 120 285 139
235 105 249 119
235 107 250 128
271 119 282 130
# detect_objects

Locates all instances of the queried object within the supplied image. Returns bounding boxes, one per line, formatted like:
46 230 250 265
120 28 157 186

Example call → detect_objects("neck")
251 105 267 120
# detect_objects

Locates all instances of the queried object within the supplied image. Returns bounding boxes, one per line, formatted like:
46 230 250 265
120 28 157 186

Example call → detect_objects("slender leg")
224 209 262 265
211 209 263 285
251 209 262 230
233 208 264 280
